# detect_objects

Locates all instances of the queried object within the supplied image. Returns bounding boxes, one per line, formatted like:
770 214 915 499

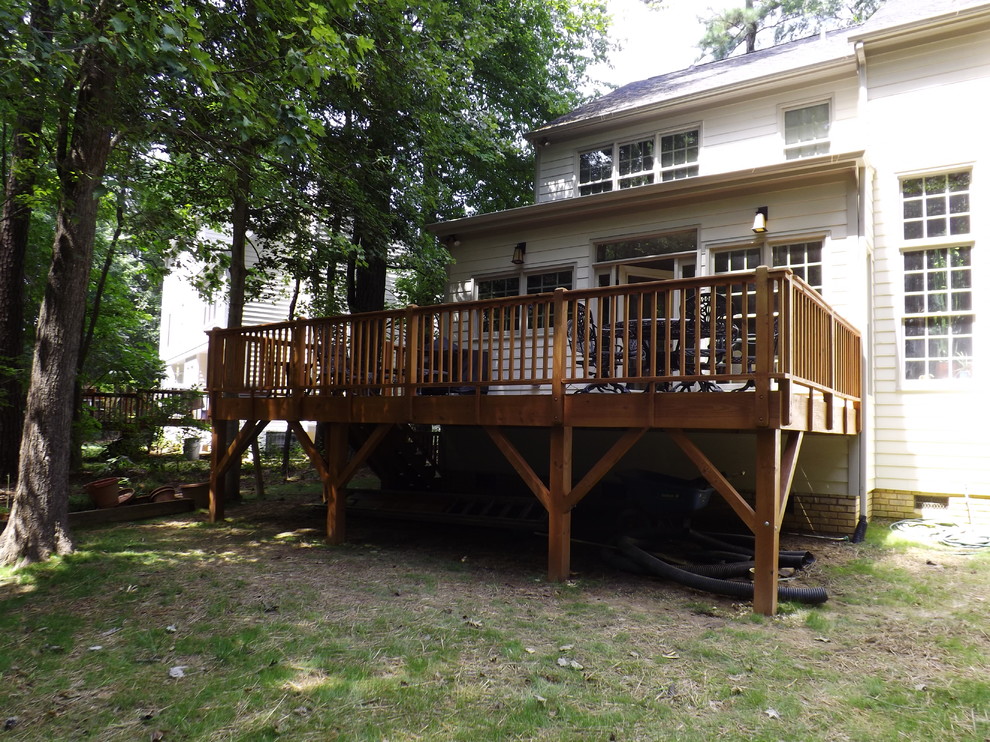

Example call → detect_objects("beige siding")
866 25 990 497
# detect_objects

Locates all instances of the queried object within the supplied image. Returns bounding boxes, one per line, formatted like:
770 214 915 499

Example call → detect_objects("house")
430 0 990 529
202 0 987 614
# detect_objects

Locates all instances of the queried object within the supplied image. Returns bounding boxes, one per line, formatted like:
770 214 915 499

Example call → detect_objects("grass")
1 493 989 741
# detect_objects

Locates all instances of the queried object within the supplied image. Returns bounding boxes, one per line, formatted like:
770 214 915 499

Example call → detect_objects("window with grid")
579 148 613 196
527 270 573 328
477 276 520 332
902 247 973 380
772 241 823 293
784 102 830 160
660 130 699 181
617 140 655 189
713 247 763 321
901 171 971 240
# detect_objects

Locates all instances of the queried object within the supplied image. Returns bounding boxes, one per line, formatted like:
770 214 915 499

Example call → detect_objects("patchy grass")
2 496 989 741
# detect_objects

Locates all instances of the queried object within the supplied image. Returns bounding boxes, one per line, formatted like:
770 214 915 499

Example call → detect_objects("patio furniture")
567 302 628 393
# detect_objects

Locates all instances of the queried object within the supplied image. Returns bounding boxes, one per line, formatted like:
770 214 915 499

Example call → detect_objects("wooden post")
753 428 782 615
209 415 228 523
326 422 348 544
547 425 573 581
754 267 772 427
551 288 566 424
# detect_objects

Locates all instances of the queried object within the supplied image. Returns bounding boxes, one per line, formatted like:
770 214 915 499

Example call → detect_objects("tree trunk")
223 160 252 502
0 0 53 485
0 55 116 566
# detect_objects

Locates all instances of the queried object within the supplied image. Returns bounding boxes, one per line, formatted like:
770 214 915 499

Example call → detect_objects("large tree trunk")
0 56 116 566
0 0 53 485
223 161 252 503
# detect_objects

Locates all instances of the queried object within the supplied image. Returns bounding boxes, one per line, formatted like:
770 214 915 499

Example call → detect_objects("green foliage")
698 0 886 61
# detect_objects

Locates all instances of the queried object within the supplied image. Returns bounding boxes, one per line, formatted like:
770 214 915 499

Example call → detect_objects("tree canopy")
0 0 610 565
698 0 885 61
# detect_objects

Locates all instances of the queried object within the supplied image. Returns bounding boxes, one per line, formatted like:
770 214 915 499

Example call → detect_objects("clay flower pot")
85 478 122 509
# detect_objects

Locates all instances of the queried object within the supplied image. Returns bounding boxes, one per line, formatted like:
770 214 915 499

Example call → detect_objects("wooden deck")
205 267 862 614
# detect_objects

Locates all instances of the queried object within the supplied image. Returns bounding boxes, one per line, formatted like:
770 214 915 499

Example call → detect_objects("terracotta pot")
151 487 179 503
85 478 122 509
180 482 210 509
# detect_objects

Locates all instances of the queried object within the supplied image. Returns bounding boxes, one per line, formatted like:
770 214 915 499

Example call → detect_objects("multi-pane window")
713 247 762 274
578 148 613 196
901 171 971 240
773 241 823 292
903 247 973 380
477 271 573 332
477 276 520 332
617 140 655 189
660 130 700 181
579 129 699 195
784 102 830 159
527 270 573 328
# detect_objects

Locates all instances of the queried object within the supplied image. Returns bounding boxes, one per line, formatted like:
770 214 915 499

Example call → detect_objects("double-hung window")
579 128 699 195
900 170 973 381
784 102 830 160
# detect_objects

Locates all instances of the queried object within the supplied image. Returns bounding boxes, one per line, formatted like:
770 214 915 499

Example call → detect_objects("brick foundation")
872 489 990 526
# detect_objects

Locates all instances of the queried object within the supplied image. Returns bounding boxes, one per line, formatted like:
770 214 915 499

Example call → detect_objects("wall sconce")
445 235 461 248
752 207 769 234
511 242 527 265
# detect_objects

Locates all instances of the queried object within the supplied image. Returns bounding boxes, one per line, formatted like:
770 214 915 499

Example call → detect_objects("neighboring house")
159 230 301 447
430 0 990 526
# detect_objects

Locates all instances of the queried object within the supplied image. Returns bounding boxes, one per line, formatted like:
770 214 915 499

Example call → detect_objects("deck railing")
81 389 208 425
206 267 861 404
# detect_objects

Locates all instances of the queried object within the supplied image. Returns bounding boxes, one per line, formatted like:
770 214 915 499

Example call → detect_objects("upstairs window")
617 139 655 189
784 102 830 160
902 171 971 240
578 148 613 196
660 130 699 181
579 128 699 196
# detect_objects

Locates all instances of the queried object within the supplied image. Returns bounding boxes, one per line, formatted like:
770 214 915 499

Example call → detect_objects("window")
713 246 763 274
903 247 973 380
784 102 830 160
596 230 697 263
477 276 520 332
476 270 572 332
527 270 573 328
772 241 823 292
617 139 655 189
901 171 971 240
660 130 699 181
579 128 699 195
579 148 613 196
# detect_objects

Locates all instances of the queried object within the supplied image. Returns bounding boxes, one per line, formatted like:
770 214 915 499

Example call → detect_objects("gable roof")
531 0 990 140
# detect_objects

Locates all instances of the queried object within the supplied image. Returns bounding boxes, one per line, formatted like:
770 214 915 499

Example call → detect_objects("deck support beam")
209 419 269 523
667 427 804 615
288 421 393 545
486 425 647 581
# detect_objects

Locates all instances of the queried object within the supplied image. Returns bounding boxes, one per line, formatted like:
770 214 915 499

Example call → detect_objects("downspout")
854 39 872 536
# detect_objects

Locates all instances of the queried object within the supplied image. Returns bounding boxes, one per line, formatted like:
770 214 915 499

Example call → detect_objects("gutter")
848 3 990 46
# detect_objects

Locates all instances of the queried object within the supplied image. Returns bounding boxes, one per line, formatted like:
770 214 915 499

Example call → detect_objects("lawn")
1 490 988 741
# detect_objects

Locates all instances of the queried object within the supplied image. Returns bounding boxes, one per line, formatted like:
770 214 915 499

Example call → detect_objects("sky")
591 0 741 88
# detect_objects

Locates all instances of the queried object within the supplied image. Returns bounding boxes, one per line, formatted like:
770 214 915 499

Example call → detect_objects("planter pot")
150 486 179 503
180 482 210 509
183 437 202 461
85 477 122 509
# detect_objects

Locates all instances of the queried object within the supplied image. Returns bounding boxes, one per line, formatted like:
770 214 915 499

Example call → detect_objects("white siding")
866 25 990 496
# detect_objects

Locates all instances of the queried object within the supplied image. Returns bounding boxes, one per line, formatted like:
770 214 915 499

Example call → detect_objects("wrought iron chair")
675 290 728 392
567 302 628 393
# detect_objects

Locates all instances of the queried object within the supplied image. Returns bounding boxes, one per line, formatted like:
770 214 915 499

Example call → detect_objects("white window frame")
577 125 701 196
474 266 574 334
781 99 831 160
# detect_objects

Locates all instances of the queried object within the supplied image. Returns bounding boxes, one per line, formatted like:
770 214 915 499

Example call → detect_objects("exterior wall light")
511 242 527 265
752 207 769 233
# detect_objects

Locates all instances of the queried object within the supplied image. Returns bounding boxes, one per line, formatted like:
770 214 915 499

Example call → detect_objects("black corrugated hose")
617 536 829 605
